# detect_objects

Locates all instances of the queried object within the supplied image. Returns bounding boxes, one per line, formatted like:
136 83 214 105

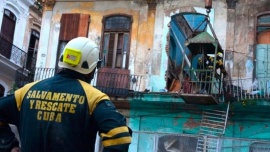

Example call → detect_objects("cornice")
42 0 55 11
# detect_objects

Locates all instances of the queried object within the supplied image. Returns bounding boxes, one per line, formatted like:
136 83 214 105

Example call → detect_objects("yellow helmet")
58 37 100 74
217 52 223 58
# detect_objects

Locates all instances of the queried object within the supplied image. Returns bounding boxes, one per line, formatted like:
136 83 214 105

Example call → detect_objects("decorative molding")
21 0 35 7
42 0 55 11
147 2 157 10
132 0 174 10
226 0 237 9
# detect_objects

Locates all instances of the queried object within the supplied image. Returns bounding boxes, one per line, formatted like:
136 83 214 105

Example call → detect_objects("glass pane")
122 33 129 68
257 26 270 33
258 15 270 24
102 33 110 67
123 33 129 53
105 16 131 30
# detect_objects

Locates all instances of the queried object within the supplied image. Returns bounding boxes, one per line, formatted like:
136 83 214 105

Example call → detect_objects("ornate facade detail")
226 0 238 9
147 2 157 10
132 0 170 10
42 0 55 11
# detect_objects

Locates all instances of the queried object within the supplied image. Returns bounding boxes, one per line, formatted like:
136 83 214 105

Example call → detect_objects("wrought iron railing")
92 70 143 97
0 33 27 67
16 67 270 102
28 68 144 96
34 67 56 81
225 77 270 102
15 68 35 88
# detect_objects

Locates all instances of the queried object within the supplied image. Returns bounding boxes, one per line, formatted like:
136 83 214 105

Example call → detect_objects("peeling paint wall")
226 0 270 80
38 1 157 91
129 94 270 151
38 0 270 92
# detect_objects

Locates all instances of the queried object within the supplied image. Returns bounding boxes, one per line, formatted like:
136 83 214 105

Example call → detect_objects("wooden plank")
59 14 80 41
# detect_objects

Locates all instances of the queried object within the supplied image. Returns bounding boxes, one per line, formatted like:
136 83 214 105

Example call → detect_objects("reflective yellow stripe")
15 81 39 111
78 80 110 115
100 126 129 138
103 137 132 147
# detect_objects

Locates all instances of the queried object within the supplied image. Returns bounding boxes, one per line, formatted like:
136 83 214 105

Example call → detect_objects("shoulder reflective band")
63 48 82 66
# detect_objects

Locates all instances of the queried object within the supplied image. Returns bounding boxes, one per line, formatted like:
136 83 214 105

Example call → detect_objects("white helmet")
58 37 100 74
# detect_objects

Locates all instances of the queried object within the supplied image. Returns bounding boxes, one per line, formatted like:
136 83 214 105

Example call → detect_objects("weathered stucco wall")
38 0 230 92
226 0 270 79
38 1 157 91
38 0 270 92
129 94 270 151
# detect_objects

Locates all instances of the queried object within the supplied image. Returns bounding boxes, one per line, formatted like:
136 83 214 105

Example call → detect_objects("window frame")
255 11 270 43
101 14 133 69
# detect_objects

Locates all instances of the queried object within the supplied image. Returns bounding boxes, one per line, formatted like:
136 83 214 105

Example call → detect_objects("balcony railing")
92 68 143 97
34 68 56 81
16 67 144 97
15 68 35 88
225 77 270 102
0 34 27 67
16 67 270 102
177 68 270 102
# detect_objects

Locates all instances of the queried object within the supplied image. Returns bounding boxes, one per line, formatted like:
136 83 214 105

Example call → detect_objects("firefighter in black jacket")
0 37 132 152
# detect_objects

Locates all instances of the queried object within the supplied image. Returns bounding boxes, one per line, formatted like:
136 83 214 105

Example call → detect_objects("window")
156 135 197 152
101 15 132 69
26 30 39 71
250 142 270 152
56 13 90 70
256 12 270 44
255 12 270 78
0 9 16 59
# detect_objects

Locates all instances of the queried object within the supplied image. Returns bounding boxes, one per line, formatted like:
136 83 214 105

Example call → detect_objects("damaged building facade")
1 0 270 151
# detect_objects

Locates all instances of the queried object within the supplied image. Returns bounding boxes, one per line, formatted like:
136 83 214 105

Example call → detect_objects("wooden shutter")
1 15 15 42
59 14 90 41
0 12 15 59
107 33 115 68
78 14 90 37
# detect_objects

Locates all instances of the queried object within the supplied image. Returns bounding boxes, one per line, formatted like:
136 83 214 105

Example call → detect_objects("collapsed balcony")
171 68 270 104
